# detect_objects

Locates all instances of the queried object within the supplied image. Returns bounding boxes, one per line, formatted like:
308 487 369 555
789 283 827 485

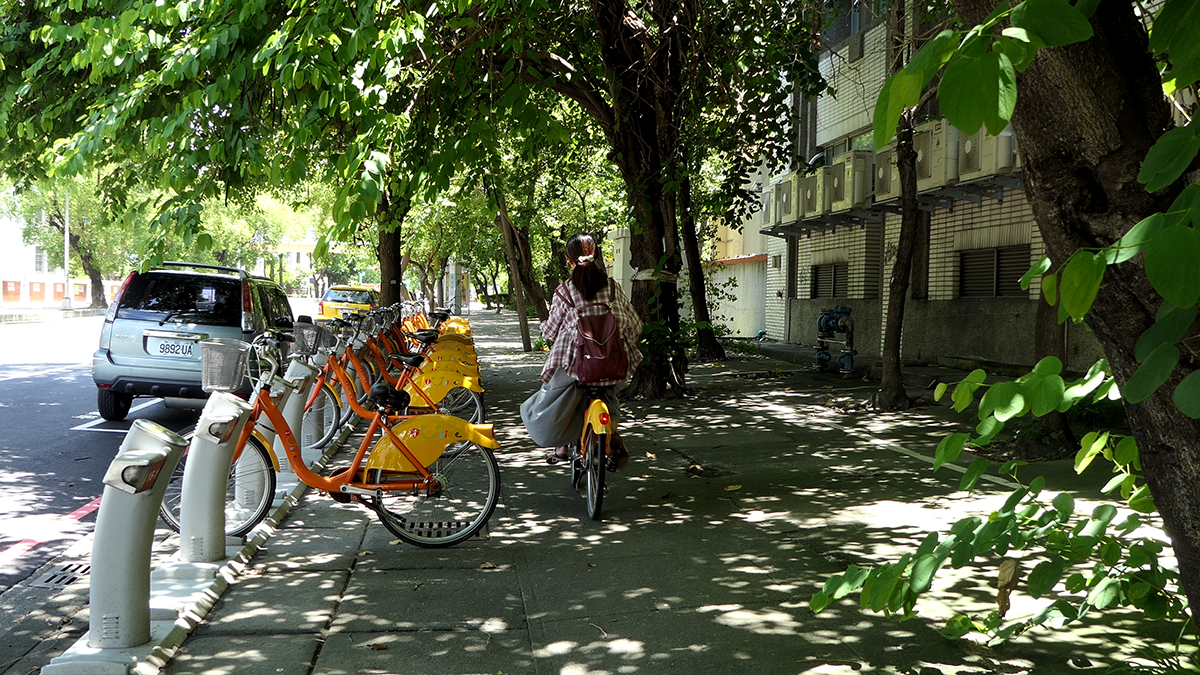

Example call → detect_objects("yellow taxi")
317 285 380 324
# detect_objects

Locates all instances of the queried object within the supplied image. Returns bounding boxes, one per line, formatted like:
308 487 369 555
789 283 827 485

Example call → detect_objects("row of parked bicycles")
157 303 501 548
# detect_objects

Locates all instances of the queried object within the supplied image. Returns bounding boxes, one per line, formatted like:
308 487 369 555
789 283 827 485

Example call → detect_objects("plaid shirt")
540 279 643 384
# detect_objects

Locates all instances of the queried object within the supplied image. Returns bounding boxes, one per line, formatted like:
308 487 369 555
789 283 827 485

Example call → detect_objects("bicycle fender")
366 416 499 472
252 429 283 472
584 399 613 436
433 333 473 346
422 361 481 379
403 372 485 403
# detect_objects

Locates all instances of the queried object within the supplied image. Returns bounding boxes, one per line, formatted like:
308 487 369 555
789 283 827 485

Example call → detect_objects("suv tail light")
106 272 136 322
319 300 325 316
242 281 255 332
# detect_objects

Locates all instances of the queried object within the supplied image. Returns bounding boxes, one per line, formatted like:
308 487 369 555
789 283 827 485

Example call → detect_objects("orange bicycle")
170 331 502 546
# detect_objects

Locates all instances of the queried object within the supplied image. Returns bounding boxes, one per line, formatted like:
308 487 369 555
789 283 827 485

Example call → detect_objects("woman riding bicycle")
527 233 642 469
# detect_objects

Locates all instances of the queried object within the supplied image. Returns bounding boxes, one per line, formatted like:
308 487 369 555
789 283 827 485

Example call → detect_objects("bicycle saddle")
428 311 450 324
368 383 411 411
407 329 440 345
393 353 425 368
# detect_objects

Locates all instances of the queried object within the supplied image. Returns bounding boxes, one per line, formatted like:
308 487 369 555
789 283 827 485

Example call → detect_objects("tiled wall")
815 22 890 147
765 235 789 340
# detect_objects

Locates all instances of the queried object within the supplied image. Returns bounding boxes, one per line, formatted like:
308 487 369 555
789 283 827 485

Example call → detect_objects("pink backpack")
559 280 629 384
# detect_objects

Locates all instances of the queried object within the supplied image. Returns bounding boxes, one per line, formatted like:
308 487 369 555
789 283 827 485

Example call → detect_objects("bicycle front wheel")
584 429 606 520
372 441 500 548
302 382 342 450
159 433 277 538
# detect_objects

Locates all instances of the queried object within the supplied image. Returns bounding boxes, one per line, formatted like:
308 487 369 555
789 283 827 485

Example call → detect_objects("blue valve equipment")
814 305 857 374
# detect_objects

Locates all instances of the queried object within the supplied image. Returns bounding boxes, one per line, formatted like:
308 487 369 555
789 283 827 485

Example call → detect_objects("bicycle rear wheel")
437 386 486 423
302 382 342 450
584 429 605 520
159 433 277 538
372 441 500 548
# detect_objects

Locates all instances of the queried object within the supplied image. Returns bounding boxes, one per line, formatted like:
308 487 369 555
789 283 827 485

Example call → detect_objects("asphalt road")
0 315 201 593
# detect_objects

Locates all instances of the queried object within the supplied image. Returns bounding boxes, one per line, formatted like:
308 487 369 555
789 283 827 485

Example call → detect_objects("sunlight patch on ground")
697 603 802 635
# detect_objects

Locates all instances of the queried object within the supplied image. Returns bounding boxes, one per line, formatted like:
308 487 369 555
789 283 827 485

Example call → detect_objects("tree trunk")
513 225 549 320
956 0 1200 623
78 242 106 308
378 225 404 306
872 112 921 411
678 175 725 361
498 213 532 351
592 0 687 398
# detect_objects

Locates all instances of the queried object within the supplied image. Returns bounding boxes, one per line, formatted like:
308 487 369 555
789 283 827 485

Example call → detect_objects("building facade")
759 1 1107 372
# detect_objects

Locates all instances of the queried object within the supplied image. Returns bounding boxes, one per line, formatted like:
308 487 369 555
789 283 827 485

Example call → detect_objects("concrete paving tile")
313 629 534 675
251 525 367 572
527 602 861 675
330 567 525 632
193 570 348 635
282 495 376 530
355 526 518 571
517 548 810 623
163 634 321 675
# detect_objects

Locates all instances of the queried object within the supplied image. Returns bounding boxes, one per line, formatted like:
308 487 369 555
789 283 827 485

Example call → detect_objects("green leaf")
1019 256 1051 290
1113 436 1139 466
942 614 975 639
995 34 1036 72
1143 224 1200 308
1041 272 1057 306
810 590 831 613
873 70 923 149
975 417 1004 445
904 30 958 87
1124 342 1181 404
1052 492 1074 520
934 382 948 401
1173 370 1200 418
1059 252 1105 320
1088 577 1121 609
935 433 969 470
1106 213 1165 264
1135 303 1197 362
1064 572 1087 593
1027 559 1065 597
938 51 1015 136
1010 0 1095 46
1074 431 1107 474
1100 539 1122 567
1033 356 1063 376
910 554 940 594
978 381 1027 422
959 457 991 491
1129 484 1157 513
1138 124 1200 193
1026 373 1065 416
1151 0 1200 88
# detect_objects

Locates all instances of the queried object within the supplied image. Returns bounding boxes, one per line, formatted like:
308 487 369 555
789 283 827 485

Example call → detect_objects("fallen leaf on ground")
586 563 597 568
357 551 374 557
480 561 498 569
389 540 402 546
724 484 742 492
370 644 389 651
645 452 657 459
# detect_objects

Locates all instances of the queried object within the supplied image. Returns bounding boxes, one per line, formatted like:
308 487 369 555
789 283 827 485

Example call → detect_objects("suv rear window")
117 273 242 326
323 289 376 304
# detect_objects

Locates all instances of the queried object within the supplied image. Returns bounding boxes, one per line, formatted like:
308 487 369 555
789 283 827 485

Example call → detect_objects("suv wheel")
98 389 133 422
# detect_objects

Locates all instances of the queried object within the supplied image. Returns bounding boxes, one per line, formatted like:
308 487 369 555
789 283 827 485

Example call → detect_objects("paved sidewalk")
6 309 1183 675
0 307 107 323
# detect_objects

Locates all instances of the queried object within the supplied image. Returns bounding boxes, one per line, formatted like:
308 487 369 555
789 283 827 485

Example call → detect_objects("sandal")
553 445 571 459
609 439 630 471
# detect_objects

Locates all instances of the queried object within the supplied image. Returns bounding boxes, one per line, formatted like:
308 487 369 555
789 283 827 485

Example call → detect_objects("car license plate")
149 338 198 358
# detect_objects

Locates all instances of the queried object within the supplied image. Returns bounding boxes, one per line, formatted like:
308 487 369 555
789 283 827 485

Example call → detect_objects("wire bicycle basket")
291 322 320 356
200 338 251 392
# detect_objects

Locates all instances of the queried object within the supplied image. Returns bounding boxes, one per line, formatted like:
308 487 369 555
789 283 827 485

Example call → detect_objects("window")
959 245 1031 298
34 246 46 273
811 263 848 299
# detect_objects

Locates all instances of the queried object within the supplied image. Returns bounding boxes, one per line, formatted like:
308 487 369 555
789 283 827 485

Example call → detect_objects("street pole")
62 190 72 310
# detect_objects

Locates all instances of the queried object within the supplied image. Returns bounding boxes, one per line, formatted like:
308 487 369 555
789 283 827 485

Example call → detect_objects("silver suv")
92 263 294 421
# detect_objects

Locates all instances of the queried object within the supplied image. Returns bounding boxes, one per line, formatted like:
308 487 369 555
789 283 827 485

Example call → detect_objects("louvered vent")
914 129 933 180
961 130 983 174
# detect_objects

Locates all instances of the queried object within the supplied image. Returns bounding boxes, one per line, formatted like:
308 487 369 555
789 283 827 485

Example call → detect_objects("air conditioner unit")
957 125 1016 182
759 185 773 227
915 119 960 192
773 171 799 226
874 142 899 202
800 167 830 219
829 150 874 213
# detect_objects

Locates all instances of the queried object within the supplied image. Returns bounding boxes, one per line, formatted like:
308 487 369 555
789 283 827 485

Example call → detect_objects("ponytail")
565 233 607 300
